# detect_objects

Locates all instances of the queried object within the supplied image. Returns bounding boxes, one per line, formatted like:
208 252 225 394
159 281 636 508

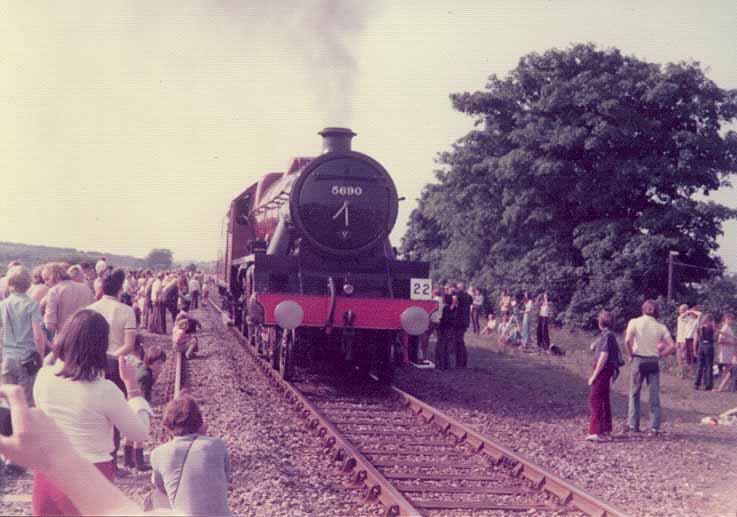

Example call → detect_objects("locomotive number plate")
410 278 432 300
331 185 363 196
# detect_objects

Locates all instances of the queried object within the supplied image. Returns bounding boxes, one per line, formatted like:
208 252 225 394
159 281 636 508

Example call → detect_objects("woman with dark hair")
586 310 621 442
32 309 152 516
149 395 231 516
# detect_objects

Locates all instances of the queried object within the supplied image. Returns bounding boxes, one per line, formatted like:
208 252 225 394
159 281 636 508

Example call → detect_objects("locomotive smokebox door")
289 130 399 257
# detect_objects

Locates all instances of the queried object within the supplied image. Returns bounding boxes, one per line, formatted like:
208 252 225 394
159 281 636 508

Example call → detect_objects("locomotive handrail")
324 276 336 331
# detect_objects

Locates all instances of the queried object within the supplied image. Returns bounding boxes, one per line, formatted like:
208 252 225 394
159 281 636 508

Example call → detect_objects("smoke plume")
229 1 377 127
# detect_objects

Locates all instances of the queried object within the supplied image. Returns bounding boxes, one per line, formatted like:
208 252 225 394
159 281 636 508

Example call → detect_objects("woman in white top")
33 309 152 516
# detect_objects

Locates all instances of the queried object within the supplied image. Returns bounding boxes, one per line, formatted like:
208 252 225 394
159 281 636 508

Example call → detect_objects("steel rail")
210 299 420 516
210 299 627 516
390 385 628 517
173 350 184 398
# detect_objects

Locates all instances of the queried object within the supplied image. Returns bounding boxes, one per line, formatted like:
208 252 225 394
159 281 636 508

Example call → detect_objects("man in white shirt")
675 304 700 375
88 268 137 472
624 299 675 435
88 269 136 358
189 276 201 310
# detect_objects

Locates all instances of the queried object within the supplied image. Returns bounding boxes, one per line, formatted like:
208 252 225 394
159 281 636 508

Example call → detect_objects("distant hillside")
0 241 146 272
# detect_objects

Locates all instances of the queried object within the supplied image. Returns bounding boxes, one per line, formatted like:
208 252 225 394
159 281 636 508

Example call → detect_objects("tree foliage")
145 248 174 270
402 44 737 328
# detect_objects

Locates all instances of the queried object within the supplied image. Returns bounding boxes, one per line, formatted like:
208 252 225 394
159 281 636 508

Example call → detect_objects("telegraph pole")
667 251 679 302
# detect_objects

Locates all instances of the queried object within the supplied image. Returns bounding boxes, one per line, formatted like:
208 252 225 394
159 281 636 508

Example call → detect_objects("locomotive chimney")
318 127 356 154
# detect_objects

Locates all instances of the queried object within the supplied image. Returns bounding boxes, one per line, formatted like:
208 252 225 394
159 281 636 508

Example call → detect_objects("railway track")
210 299 626 517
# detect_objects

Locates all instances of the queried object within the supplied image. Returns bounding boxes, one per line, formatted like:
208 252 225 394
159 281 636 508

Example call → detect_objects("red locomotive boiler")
216 128 435 382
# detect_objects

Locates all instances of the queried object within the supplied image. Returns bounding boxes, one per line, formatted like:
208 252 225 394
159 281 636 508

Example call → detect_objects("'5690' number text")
331 185 363 196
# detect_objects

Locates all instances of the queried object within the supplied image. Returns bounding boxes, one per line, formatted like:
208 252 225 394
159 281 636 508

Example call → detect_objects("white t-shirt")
539 302 552 317
676 313 700 342
34 360 152 463
189 278 201 292
625 314 671 357
88 295 137 354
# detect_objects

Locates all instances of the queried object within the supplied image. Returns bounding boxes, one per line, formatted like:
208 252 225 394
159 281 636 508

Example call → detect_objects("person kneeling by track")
147 394 231 516
173 312 200 359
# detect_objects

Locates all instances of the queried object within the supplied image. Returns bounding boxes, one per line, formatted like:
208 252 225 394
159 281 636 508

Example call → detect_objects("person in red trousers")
587 310 621 442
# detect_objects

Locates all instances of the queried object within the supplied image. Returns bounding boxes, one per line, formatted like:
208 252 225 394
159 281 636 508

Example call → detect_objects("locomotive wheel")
240 306 248 337
254 325 265 354
270 328 280 370
279 329 296 381
355 346 372 379
233 302 243 330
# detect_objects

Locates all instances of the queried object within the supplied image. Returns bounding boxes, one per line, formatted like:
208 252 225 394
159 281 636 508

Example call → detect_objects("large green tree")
145 248 173 270
402 44 737 328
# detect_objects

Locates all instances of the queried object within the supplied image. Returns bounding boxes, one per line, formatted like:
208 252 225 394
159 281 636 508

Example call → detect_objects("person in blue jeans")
624 300 676 435
694 313 715 390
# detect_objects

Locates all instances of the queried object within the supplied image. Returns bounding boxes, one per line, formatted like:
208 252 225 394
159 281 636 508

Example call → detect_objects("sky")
1 0 736 269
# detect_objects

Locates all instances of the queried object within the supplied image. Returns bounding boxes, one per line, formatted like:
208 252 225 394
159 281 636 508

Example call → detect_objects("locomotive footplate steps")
211 298 627 516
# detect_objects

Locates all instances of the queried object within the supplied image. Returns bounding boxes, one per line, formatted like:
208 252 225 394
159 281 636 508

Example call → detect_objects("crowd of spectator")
0 259 226 516
415 284 564 369
424 283 737 443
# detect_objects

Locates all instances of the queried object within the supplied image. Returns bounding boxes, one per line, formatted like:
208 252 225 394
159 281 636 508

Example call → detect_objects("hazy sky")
2 1 736 268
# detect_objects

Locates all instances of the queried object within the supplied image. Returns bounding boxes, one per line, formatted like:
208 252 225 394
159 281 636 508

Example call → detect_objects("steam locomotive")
216 128 435 382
